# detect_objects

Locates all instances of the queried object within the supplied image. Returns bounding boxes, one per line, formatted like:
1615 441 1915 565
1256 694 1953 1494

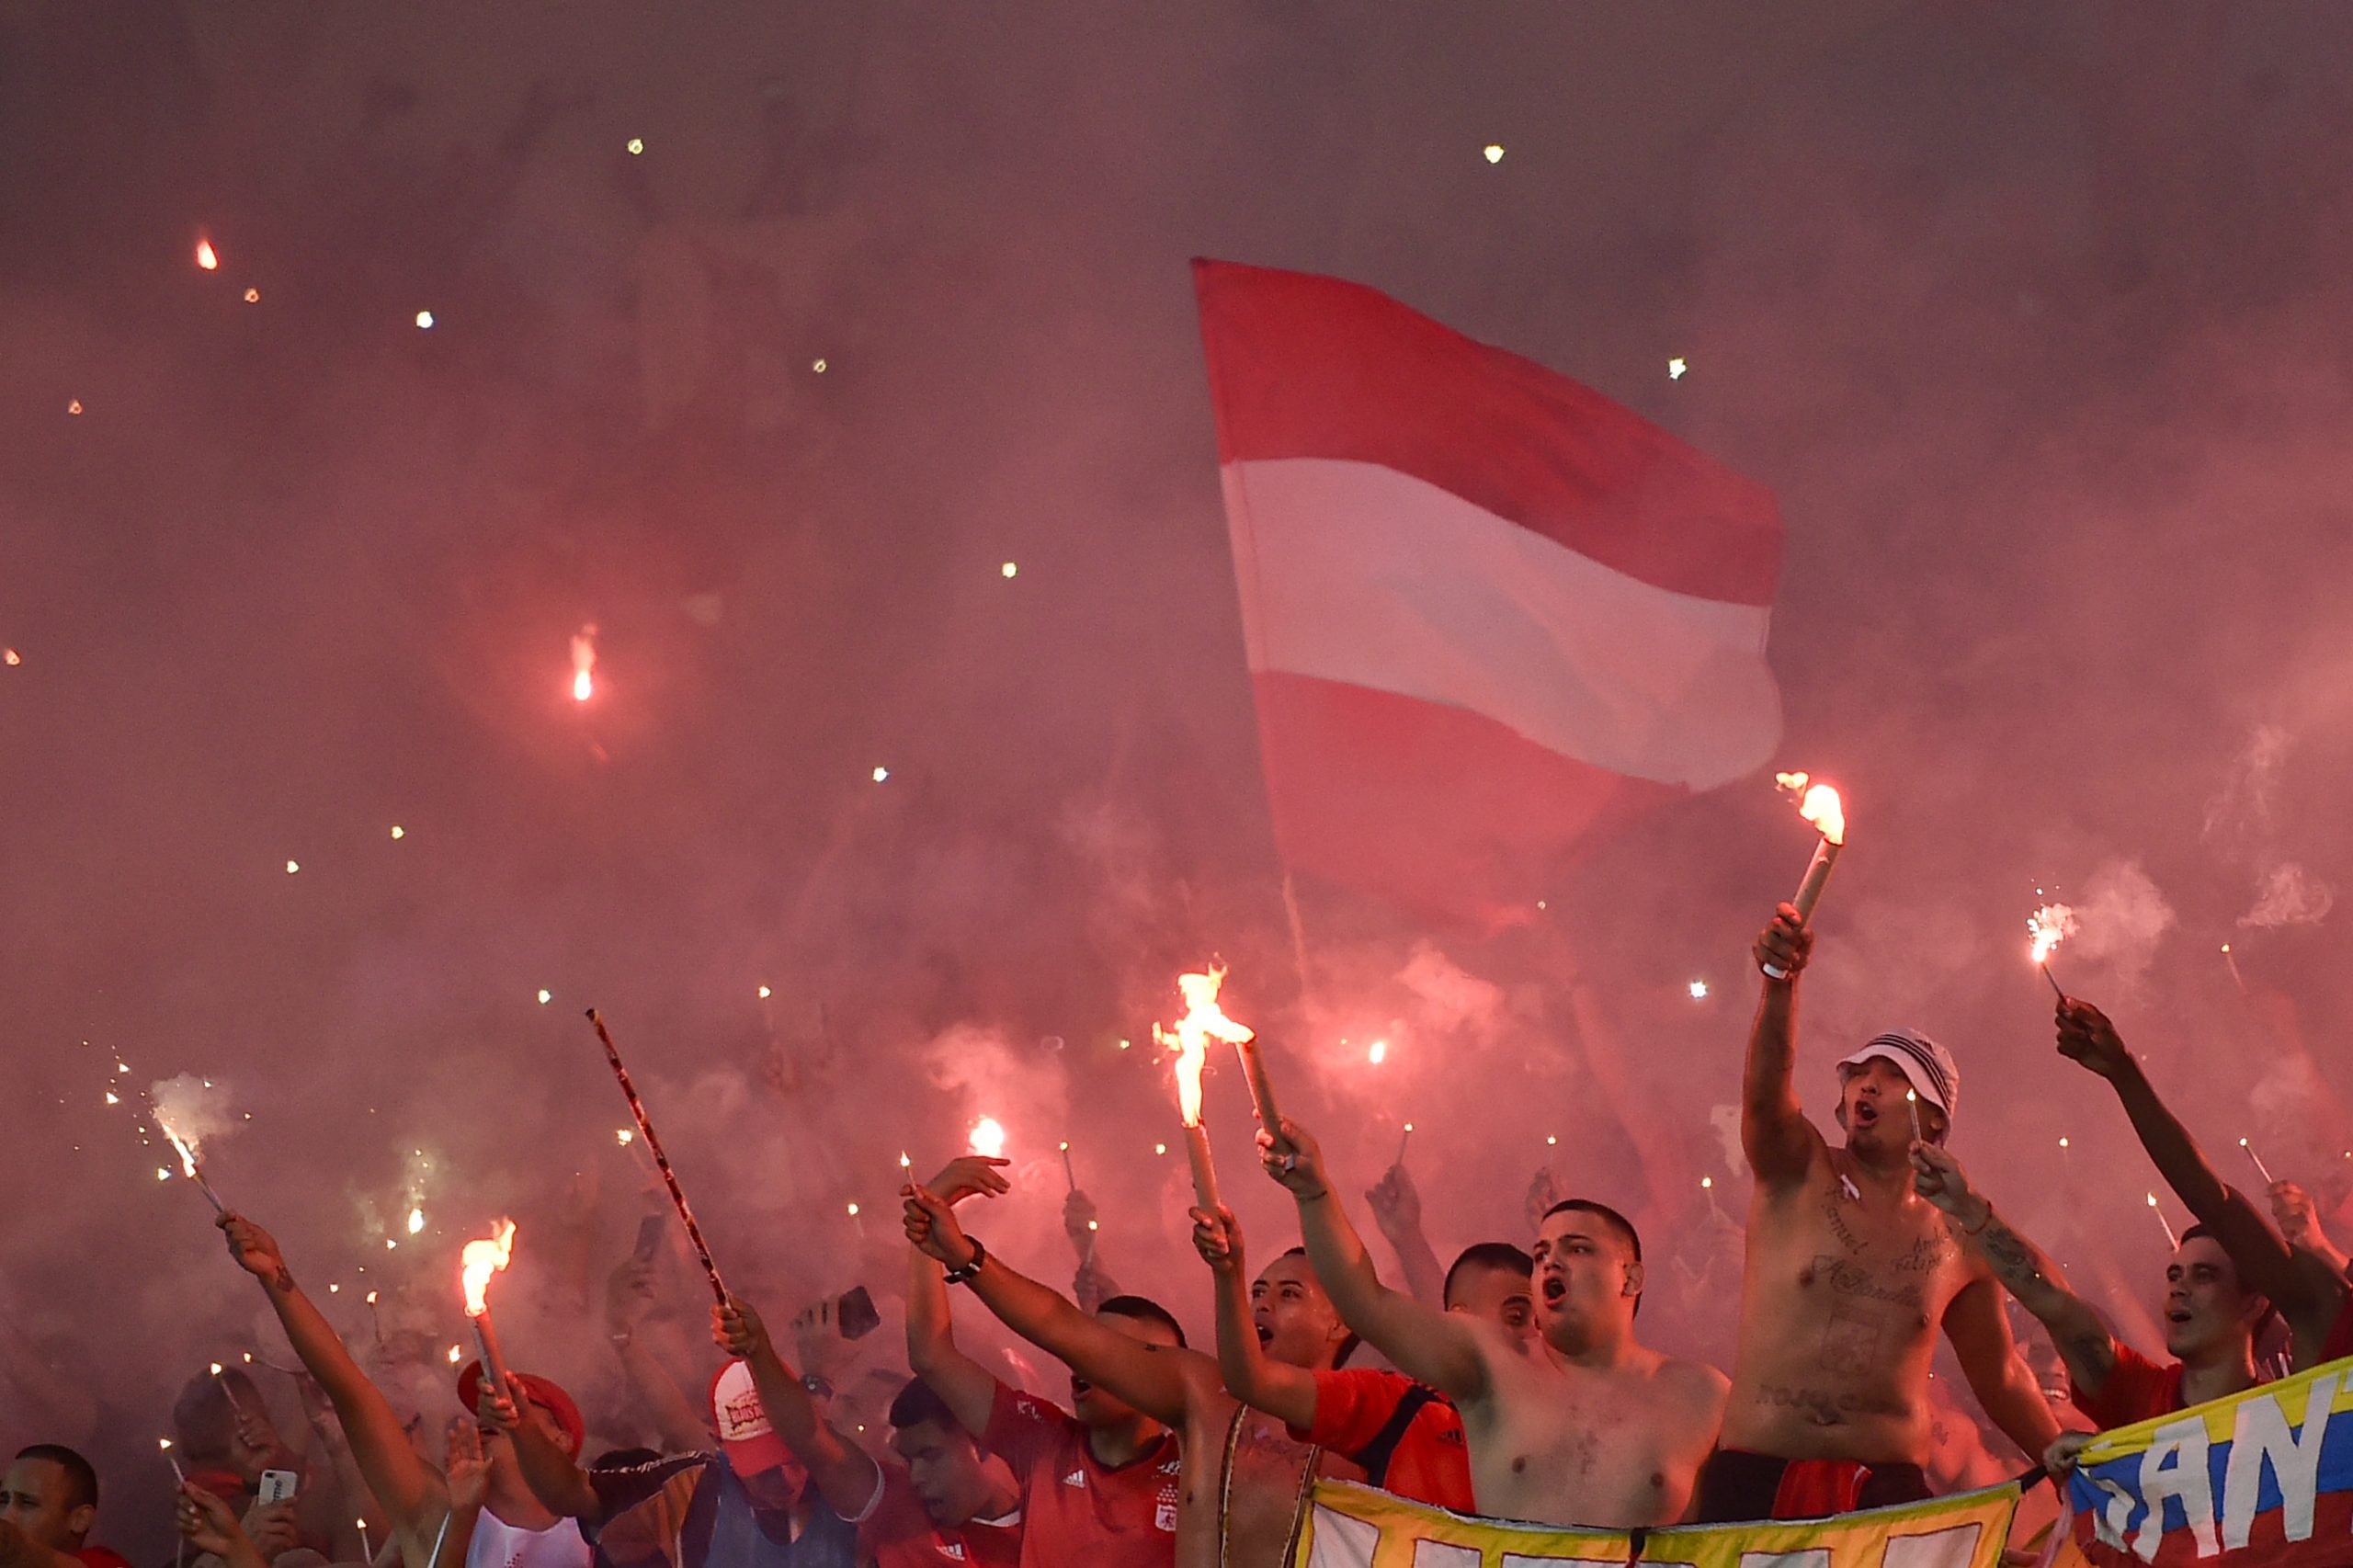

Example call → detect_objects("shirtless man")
1699 905 2058 1522
903 1156 1364 1568
1263 1116 1726 1528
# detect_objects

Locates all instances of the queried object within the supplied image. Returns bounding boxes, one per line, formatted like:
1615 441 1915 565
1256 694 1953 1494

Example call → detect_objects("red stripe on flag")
1193 257 1780 608
2075 1478 2353 1565
1251 670 1682 931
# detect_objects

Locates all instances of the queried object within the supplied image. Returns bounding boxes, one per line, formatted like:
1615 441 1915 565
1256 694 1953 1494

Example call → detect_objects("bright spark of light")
3 649 17 665
67 401 83 415
285 860 301 874
365 1291 378 1304
811 358 827 373
415 311 435 329
969 1117 1008 1158
1483 143 1505 164
616 1129 633 1146
390 825 404 839
2028 903 2078 965
626 138 644 155
1001 562 1017 578
156 1167 170 1181
1367 1040 1387 1065
406 1207 425 1235
105 1092 119 1105
1154 1142 1168 1156
448 1345 462 1364
871 766 890 782
846 1202 860 1217
1545 1134 1559 1146
244 288 260 303
209 1361 223 1375
898 1150 912 1169
1667 358 1688 380
196 238 219 270
571 625 597 701
1688 980 1710 999
537 989 551 1005
756 984 772 999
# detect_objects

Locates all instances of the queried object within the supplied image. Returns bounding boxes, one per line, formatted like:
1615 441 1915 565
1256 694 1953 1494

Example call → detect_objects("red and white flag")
1192 259 1783 929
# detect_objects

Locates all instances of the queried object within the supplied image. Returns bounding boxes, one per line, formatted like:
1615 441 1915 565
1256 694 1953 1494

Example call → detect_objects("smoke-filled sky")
8 2 2353 1551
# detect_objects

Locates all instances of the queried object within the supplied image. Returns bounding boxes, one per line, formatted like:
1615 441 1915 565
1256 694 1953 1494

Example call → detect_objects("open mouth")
1853 1103 1880 1126
1254 1324 1272 1346
2166 1310 2192 1325
1541 1277 1566 1303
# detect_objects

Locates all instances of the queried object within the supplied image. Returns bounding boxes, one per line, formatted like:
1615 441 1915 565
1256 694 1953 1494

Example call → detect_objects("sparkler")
1700 1175 1725 1221
460 1219 517 1397
2148 1193 2178 1250
160 1437 186 1483
1905 1091 1923 1144
2028 902 2075 998
1058 1141 1076 1192
2222 943 2248 994
1760 773 1845 978
585 1009 728 1303
2239 1137 2275 1186
155 1118 227 1215
570 626 597 702
1394 1122 1414 1168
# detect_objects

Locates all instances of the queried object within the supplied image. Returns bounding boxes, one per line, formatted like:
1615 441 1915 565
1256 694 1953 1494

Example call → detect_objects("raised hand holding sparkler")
2028 902 2076 999
1759 774 1844 978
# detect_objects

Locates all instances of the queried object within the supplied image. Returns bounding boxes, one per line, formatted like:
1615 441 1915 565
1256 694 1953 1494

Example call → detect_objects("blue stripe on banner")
2072 1369 2353 1548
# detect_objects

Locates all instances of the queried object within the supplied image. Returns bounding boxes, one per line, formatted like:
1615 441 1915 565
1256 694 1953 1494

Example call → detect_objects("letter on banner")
2222 1370 2336 1550
2131 1414 2219 1561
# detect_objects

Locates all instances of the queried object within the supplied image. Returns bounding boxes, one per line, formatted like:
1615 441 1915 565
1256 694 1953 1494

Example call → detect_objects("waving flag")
1295 1478 2020 1566
2067 1355 2353 1565
1193 259 1782 929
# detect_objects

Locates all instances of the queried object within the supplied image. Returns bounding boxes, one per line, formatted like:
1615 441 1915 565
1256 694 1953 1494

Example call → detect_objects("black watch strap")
944 1235 988 1286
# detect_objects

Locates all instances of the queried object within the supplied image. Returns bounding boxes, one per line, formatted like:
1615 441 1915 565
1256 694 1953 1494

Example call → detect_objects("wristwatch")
944 1235 989 1286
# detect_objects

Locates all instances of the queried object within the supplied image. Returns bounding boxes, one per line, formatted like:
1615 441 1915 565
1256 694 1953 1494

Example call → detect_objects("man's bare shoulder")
1654 1353 1732 1410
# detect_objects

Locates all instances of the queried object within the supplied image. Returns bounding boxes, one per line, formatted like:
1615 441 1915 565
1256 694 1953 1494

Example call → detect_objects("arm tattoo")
1974 1214 2047 1290
270 1264 296 1295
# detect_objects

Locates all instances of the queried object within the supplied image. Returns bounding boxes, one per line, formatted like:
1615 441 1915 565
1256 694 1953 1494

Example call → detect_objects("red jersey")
855 1462 1023 1568
2070 1342 2186 1430
75 1551 134 1568
983 1381 1178 1568
1288 1369 1472 1513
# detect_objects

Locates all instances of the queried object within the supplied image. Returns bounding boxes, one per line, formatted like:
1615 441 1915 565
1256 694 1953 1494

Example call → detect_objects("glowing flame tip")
459 1219 517 1316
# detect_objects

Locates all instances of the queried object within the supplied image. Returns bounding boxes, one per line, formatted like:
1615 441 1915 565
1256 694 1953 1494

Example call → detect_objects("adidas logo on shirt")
1063 1470 1087 1488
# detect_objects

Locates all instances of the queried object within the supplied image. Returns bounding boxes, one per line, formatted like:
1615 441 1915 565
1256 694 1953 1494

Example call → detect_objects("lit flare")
460 1219 517 1317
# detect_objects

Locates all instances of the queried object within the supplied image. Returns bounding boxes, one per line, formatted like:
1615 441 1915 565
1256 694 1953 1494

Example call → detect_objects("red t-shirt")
983 1381 1178 1568
855 1462 1023 1568
2070 1342 2187 1429
74 1551 133 1568
1288 1369 1473 1514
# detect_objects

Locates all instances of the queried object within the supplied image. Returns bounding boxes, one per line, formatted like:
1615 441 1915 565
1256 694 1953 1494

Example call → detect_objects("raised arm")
602 1257 714 1454
904 1184 1208 1424
216 1215 443 1529
904 1240 1000 1439
1262 1118 1489 1400
1745 906 1824 1188
1190 1205 1316 1429
713 1295 880 1521
1942 1272 2062 1461
2271 1182 2353 1278
1910 1142 2117 1395
1366 1165 1447 1308
2058 1002 2343 1332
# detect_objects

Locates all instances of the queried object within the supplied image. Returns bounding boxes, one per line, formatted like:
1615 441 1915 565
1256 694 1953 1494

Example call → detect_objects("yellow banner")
1293 1478 2021 1567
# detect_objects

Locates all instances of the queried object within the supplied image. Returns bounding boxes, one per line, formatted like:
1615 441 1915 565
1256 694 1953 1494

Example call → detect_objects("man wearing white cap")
1695 904 2059 1522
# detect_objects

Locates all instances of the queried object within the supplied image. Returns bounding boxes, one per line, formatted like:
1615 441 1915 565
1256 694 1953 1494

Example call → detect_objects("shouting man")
1701 905 2057 1521
1263 1117 1726 1528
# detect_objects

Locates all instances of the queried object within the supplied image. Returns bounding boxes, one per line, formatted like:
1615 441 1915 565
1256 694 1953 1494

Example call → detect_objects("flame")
448 1345 462 1365
157 1119 202 1179
1367 1040 1387 1065
195 237 218 270
570 626 597 702
616 1128 634 1146
1775 772 1845 846
1153 965 1253 1128
460 1218 517 1317
405 1207 425 1235
969 1117 1007 1158
2027 902 2077 965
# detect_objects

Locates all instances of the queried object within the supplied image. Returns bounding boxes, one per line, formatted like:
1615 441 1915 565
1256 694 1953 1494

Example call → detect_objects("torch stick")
468 1309 514 1402
1234 1037 1282 1134
1761 837 1840 979
2239 1138 2276 1187
2039 960 2066 1000
585 1009 728 1303
1182 1119 1222 1213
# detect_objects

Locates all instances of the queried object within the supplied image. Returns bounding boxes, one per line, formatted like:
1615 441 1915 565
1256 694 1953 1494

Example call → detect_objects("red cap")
457 1360 585 1453
708 1359 796 1479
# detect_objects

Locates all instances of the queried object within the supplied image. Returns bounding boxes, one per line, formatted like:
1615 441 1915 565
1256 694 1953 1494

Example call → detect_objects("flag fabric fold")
1193 258 1783 928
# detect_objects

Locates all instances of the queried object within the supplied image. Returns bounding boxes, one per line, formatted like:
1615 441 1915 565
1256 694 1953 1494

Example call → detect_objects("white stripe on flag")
1222 456 1779 788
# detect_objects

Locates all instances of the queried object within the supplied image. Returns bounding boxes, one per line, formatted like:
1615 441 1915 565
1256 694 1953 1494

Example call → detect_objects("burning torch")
1155 983 1230 1213
585 1010 728 1303
460 1219 517 1397
1760 774 1845 979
